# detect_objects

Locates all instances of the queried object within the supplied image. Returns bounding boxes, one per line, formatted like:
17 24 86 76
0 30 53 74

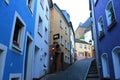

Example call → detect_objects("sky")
52 0 90 31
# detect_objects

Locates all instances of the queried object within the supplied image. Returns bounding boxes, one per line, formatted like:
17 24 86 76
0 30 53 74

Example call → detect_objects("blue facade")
91 0 120 79
0 0 37 80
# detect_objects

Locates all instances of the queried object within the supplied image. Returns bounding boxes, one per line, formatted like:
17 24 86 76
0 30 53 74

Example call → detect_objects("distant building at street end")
75 39 95 61
75 17 94 45
90 0 120 79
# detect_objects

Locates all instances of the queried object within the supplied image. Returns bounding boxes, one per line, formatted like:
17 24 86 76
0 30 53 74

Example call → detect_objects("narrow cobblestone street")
40 58 95 80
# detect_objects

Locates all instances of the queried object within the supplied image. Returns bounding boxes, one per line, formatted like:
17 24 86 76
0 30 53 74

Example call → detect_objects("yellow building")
50 4 71 72
75 39 94 61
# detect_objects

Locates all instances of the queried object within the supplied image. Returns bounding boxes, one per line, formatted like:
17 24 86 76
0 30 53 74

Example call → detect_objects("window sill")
12 44 22 53
107 19 117 31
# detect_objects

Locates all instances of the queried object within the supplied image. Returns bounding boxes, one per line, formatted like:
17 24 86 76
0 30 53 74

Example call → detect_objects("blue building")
0 0 37 80
90 0 120 79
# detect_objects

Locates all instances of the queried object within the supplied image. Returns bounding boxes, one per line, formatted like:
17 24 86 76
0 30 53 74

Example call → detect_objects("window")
88 46 90 50
11 13 25 53
38 16 43 37
40 0 44 10
65 41 67 49
5 0 9 4
105 0 116 30
80 52 83 57
46 7 49 20
27 0 34 13
44 27 48 44
11 78 19 80
9 73 21 80
84 45 87 49
67 42 70 50
0 43 7 80
60 20 62 28
65 27 67 34
61 36 64 46
13 18 23 49
98 17 104 39
80 44 82 48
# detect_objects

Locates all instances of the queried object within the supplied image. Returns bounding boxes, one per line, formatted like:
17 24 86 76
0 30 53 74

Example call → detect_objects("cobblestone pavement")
40 58 95 80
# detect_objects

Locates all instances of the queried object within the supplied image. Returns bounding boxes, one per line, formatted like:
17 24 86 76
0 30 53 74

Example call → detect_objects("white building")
33 0 53 79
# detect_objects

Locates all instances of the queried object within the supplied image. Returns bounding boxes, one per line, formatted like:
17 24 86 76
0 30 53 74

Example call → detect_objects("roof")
79 17 92 28
61 10 70 23
53 4 70 27
75 17 92 32
82 18 92 27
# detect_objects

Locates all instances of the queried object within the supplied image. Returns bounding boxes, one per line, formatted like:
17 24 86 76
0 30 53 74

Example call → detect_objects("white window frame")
9 73 21 80
98 16 104 38
105 0 116 27
0 43 7 80
27 0 34 13
10 11 26 54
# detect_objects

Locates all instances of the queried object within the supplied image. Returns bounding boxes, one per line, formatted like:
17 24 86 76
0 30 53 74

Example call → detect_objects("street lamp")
89 40 92 45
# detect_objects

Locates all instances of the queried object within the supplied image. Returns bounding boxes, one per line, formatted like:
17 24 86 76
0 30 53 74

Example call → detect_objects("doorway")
24 35 33 80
